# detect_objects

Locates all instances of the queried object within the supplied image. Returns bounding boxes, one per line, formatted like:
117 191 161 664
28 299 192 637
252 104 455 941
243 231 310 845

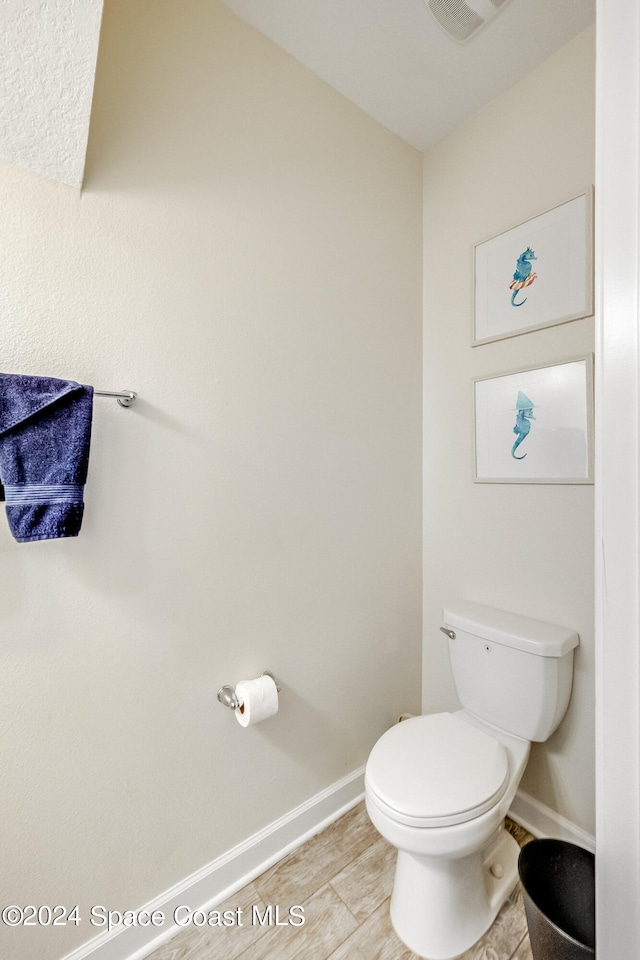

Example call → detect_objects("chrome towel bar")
95 390 137 407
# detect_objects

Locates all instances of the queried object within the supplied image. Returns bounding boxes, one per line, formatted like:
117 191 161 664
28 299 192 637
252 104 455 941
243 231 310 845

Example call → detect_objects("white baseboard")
61 767 366 960
509 789 595 853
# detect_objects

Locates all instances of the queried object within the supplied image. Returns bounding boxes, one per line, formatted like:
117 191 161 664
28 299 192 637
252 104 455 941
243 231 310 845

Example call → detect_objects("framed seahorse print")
474 356 594 483
473 191 593 345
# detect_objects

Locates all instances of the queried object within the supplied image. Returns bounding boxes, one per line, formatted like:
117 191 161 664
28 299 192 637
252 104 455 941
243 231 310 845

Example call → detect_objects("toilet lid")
365 713 509 828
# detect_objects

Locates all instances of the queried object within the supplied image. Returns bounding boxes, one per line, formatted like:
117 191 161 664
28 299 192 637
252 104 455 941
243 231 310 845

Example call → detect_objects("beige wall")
0 3 423 958
422 27 596 835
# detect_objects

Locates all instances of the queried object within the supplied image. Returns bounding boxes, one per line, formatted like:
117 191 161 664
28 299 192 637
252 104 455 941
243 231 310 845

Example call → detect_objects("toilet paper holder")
217 672 281 711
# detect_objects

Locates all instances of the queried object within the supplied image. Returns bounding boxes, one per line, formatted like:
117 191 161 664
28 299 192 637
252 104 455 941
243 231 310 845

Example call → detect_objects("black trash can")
518 839 595 959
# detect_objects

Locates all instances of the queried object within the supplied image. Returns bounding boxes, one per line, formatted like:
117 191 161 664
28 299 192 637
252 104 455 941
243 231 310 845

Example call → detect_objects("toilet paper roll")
235 674 279 727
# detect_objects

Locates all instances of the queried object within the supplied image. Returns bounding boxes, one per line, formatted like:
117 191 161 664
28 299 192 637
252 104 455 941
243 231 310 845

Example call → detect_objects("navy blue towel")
0 374 94 542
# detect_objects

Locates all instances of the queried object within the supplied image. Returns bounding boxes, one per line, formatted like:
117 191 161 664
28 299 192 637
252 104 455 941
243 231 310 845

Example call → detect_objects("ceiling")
0 0 594 187
223 0 595 151
0 0 104 187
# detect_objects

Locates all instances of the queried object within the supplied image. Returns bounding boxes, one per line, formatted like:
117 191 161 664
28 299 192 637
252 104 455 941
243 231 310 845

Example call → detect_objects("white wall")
0 3 423 958
422 27 595 836
595 0 640 951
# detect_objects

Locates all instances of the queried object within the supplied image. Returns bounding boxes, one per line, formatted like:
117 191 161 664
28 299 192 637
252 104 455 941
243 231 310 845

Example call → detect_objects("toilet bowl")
365 710 529 959
364 601 579 960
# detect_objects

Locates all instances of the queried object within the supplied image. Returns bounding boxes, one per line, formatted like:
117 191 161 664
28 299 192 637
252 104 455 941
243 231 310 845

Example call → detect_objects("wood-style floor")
146 803 535 960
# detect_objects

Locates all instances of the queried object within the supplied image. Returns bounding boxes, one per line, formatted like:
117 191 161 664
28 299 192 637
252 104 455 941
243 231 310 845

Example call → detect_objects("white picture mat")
474 193 592 344
474 358 592 483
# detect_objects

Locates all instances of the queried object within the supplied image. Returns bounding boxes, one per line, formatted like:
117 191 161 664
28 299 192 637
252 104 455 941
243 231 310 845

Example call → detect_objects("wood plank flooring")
146 804 535 960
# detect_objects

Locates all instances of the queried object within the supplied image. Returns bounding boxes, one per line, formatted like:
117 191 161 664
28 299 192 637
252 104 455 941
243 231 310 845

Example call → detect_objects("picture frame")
473 191 593 345
474 356 594 484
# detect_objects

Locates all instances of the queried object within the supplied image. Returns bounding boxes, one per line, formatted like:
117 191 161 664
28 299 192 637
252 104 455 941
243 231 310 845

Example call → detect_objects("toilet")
365 600 579 960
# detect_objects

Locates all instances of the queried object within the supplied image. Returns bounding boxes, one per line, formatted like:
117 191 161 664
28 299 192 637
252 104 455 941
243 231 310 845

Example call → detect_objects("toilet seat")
365 713 510 828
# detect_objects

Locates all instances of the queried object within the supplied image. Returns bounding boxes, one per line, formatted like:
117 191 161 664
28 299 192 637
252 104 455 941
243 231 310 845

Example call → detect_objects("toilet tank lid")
442 601 579 657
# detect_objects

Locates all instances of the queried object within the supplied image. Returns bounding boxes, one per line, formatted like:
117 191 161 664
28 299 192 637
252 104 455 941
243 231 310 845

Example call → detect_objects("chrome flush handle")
439 626 456 640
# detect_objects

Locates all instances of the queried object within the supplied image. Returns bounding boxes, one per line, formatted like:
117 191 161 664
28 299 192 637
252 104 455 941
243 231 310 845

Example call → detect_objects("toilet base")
389 825 520 960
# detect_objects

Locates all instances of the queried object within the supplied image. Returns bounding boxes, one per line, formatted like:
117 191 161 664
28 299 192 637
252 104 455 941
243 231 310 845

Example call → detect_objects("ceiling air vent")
426 0 512 42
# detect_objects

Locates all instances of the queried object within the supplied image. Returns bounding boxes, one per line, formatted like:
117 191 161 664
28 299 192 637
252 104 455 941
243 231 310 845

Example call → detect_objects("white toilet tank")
442 601 579 742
